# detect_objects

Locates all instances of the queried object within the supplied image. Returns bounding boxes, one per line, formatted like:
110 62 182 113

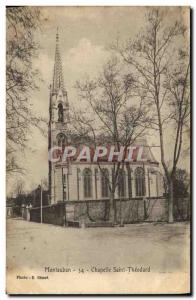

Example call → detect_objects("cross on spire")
52 28 66 95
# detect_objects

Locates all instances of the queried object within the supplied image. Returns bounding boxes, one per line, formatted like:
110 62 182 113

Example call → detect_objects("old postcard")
6 6 191 294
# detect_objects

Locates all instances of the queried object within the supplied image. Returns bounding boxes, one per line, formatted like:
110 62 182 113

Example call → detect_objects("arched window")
135 167 145 196
56 133 66 149
63 174 66 200
58 103 64 122
83 168 92 198
101 169 110 198
118 169 126 198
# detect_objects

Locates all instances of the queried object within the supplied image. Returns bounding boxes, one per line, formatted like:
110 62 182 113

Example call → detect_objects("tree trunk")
109 192 114 222
168 180 174 223
109 192 117 224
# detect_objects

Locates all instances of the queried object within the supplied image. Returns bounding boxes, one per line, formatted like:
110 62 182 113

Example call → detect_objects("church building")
48 32 165 205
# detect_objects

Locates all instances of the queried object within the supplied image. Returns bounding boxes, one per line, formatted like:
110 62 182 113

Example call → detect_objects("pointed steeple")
52 28 66 95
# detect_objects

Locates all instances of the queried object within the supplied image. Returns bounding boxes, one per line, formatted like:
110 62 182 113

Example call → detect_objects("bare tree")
115 8 190 222
71 57 151 223
14 179 25 197
6 7 45 175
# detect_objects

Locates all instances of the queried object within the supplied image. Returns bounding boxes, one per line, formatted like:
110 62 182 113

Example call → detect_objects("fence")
30 202 65 226
29 196 168 226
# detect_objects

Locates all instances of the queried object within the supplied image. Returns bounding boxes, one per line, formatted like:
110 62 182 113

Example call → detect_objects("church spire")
52 28 66 95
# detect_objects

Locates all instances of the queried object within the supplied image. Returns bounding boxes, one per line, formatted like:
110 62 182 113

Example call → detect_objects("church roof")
52 28 66 95
68 136 158 164
53 138 159 165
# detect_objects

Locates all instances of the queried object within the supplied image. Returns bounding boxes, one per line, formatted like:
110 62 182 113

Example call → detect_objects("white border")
3 0 194 5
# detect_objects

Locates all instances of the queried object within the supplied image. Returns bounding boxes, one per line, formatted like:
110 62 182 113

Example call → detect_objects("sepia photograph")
6 6 191 294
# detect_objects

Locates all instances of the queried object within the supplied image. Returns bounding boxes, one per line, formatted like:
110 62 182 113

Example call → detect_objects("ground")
7 218 190 272
6 219 190 294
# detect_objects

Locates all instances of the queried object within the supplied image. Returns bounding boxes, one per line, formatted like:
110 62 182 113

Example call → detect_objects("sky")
7 6 190 195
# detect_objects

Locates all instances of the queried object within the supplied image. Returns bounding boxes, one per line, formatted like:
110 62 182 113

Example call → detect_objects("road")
6 219 190 294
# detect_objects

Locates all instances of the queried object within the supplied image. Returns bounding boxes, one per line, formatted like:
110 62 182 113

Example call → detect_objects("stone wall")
69 200 109 222
116 199 144 223
29 197 168 225
144 197 168 222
